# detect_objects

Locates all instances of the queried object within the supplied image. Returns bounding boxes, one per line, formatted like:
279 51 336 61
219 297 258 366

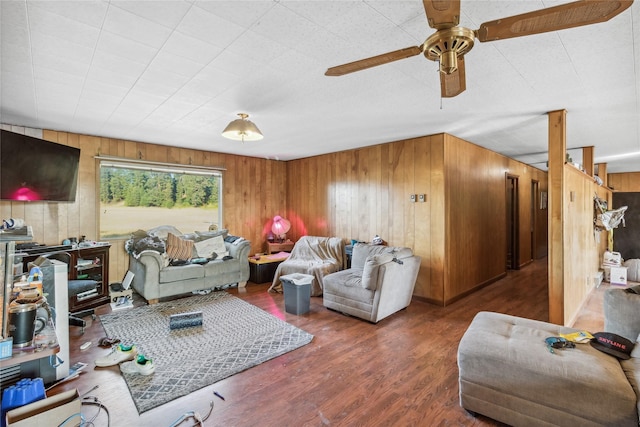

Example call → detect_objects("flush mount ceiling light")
221 113 263 142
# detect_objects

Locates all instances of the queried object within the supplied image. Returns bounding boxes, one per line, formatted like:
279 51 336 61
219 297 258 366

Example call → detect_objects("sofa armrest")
373 255 421 318
225 240 251 260
129 251 165 300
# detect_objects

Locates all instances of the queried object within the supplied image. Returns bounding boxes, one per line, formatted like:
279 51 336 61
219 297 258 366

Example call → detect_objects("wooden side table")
267 240 294 254
248 253 290 283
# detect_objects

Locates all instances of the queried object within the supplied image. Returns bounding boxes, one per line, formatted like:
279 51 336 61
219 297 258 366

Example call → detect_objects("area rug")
99 291 313 413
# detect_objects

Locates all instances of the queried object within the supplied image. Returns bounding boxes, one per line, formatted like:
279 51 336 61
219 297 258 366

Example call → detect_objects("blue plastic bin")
1 378 46 427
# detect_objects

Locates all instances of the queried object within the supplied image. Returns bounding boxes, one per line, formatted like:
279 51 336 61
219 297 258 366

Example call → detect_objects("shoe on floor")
120 354 155 376
95 344 137 367
98 337 121 348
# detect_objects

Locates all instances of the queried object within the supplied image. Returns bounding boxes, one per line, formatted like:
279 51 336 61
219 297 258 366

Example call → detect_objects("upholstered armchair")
268 236 344 296
322 243 421 323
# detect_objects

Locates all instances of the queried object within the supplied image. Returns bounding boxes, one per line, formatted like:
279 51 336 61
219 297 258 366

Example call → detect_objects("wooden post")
548 110 566 325
596 163 608 187
583 146 594 177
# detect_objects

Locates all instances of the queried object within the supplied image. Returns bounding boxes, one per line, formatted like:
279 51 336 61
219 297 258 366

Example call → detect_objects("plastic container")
1 378 46 427
281 273 313 315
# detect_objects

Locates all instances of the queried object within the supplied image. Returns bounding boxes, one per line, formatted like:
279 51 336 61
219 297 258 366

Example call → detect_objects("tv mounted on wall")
0 130 80 202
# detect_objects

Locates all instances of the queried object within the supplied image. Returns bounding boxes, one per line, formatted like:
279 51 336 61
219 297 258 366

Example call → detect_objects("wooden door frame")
506 173 520 270
530 180 539 262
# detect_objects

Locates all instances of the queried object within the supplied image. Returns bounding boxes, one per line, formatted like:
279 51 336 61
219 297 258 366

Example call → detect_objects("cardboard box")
604 266 628 285
6 389 80 427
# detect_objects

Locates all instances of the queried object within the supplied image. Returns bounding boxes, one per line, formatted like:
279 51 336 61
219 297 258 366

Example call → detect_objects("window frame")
97 157 224 239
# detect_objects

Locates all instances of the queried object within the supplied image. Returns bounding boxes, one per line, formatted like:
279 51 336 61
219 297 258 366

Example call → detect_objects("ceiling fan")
325 0 633 98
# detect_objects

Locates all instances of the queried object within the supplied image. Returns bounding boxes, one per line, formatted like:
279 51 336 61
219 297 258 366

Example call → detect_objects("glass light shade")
271 215 291 236
222 113 263 142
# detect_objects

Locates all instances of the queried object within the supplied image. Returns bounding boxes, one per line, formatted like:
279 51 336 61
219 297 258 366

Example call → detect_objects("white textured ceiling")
1 1 639 173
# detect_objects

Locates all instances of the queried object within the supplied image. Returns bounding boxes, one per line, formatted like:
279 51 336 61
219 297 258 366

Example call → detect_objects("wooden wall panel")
285 133 546 306
0 129 287 282
563 165 606 325
608 172 640 192
443 135 508 302
2 125 548 307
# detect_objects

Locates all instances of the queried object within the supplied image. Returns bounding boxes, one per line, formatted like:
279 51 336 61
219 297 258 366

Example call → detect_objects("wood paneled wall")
286 133 548 305
608 172 640 192
563 165 611 324
443 135 548 304
2 125 549 306
0 127 286 283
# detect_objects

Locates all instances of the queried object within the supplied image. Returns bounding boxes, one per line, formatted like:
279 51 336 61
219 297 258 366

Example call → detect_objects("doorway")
506 174 520 270
530 180 539 262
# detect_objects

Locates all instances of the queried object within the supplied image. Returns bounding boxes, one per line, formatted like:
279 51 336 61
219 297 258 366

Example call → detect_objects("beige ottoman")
457 311 638 426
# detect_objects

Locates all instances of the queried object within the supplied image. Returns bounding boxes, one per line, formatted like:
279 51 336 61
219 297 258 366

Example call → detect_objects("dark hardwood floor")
49 258 604 426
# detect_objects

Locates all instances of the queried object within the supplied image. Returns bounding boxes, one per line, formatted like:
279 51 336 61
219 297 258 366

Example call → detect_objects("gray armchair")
322 243 421 323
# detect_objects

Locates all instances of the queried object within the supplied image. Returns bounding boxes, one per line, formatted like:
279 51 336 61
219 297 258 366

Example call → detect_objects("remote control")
80 341 92 350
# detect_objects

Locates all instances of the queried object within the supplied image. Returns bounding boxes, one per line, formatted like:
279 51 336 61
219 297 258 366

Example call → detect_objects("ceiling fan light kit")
423 26 475 75
325 0 633 98
221 113 263 142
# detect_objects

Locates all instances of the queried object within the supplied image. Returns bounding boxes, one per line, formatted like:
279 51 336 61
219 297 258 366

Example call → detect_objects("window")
99 159 223 239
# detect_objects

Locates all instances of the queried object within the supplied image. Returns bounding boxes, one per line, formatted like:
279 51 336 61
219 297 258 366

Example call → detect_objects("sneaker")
120 354 155 376
95 344 137 367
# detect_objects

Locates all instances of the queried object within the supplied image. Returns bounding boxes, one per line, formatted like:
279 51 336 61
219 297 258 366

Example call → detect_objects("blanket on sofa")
268 236 344 296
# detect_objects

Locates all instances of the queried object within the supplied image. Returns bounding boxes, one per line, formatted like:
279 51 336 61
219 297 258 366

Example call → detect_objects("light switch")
410 194 416 202
418 194 426 203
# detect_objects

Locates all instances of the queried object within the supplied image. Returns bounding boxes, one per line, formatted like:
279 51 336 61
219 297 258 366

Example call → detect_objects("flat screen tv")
0 130 80 202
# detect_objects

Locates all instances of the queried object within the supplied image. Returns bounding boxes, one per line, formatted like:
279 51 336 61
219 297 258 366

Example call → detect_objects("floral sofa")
126 226 250 304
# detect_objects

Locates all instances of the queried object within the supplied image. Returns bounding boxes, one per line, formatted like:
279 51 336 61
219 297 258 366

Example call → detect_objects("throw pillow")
194 235 228 259
195 229 228 241
166 232 194 261
362 253 394 290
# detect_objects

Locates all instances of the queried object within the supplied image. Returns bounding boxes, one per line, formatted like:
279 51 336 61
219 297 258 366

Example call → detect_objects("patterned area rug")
99 292 313 413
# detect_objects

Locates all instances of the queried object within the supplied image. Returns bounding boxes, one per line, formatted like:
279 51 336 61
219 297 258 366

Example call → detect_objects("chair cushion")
362 253 394 290
352 243 413 270
68 279 98 297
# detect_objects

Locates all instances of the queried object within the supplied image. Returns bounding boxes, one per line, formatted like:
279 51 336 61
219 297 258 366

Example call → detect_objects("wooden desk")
267 241 294 254
0 322 60 369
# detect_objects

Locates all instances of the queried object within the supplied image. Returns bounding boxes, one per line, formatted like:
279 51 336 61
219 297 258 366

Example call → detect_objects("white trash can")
280 273 313 315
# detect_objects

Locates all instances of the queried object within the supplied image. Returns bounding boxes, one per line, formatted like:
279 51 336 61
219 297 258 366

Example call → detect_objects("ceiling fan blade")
422 0 460 29
440 55 466 98
477 0 633 42
325 46 423 76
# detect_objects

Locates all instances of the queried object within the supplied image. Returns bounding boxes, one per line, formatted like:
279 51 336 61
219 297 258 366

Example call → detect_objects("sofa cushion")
159 264 203 283
458 311 638 427
604 286 640 341
621 334 640 425
148 225 182 240
166 232 194 261
194 235 228 258
195 229 228 241
362 253 394 290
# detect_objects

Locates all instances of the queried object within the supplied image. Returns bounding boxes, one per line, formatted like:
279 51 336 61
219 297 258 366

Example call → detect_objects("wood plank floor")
51 257 609 426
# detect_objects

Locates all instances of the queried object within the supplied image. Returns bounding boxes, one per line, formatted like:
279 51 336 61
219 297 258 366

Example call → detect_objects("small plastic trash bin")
280 273 313 315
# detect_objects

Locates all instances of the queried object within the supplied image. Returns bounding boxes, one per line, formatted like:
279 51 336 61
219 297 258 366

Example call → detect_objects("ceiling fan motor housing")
423 27 475 74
